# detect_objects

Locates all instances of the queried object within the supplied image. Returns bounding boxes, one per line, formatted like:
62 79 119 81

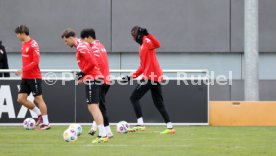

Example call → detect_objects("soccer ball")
116 121 130 133
23 118 36 130
63 128 78 142
68 123 82 136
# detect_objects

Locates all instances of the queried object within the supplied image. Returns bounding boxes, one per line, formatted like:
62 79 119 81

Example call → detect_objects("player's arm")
101 51 109 76
132 65 143 79
147 34 160 49
141 32 160 51
121 64 143 82
139 28 160 50
79 47 97 74
145 34 161 50
93 47 106 70
22 44 40 72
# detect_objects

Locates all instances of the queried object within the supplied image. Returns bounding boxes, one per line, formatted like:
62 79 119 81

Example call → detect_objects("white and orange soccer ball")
63 128 78 142
23 118 36 130
116 121 130 133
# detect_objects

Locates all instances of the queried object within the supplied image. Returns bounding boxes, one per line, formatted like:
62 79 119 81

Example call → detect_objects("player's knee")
130 95 136 103
17 96 26 104
88 104 99 111
157 105 165 111
155 102 165 109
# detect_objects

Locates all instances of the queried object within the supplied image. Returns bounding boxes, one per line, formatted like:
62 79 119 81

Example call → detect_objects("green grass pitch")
0 126 275 156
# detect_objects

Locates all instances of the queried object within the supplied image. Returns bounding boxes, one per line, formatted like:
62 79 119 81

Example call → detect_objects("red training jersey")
132 34 163 82
21 38 42 79
75 39 103 80
90 40 110 84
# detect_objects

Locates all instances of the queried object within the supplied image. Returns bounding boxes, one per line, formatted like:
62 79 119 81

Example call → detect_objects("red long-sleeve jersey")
75 39 103 80
90 40 110 84
132 34 163 82
21 38 41 79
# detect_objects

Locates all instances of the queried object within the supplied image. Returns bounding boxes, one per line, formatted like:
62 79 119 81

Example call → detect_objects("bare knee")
88 104 99 112
17 95 27 104
88 104 99 109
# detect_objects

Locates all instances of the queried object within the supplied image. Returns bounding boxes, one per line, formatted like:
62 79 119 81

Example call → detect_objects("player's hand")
15 69 22 76
75 71 85 80
140 28 149 36
121 75 131 83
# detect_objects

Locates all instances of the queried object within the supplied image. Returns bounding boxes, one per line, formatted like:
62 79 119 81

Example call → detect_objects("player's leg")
29 79 50 129
34 96 47 117
88 104 108 143
98 85 109 124
150 82 176 134
100 84 113 137
88 104 104 133
89 84 112 137
34 96 50 130
86 80 108 143
89 121 97 136
17 93 35 109
99 101 108 126
128 80 151 132
17 79 42 123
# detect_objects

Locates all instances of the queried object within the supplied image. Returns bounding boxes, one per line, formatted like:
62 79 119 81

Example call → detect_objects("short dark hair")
80 28 96 39
15 25 29 35
61 28 76 38
131 26 140 34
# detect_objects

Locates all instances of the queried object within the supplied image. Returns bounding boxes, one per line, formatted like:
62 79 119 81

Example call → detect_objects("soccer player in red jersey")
61 28 108 143
15 25 51 130
79 28 113 138
123 26 176 134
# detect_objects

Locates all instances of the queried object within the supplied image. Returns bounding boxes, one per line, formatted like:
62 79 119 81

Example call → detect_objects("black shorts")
19 79 42 96
85 80 101 104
